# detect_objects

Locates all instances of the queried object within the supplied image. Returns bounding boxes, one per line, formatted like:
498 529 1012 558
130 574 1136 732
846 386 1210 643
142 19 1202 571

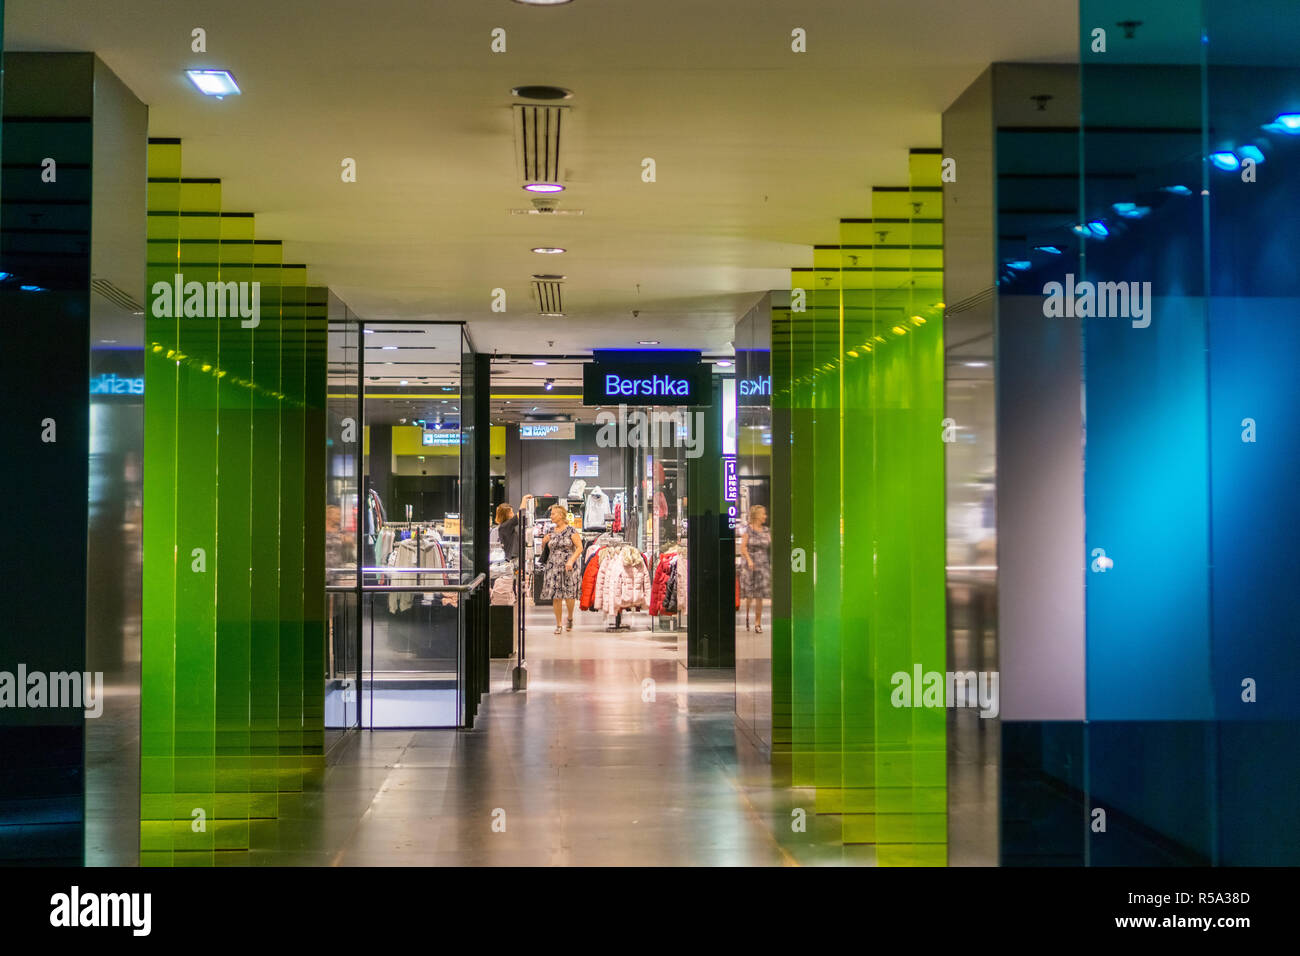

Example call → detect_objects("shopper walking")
540 504 583 633
739 504 771 632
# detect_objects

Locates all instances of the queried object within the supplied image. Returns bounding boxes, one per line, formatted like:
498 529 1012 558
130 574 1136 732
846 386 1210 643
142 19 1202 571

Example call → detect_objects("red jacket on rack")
580 550 603 610
650 554 673 616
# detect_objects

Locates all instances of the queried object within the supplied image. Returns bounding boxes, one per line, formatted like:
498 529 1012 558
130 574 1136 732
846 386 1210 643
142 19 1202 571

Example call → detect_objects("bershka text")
50 886 151 936
596 405 704 459
604 373 690 398
150 272 261 328
1041 273 1152 328
0 665 105 717
890 665 999 718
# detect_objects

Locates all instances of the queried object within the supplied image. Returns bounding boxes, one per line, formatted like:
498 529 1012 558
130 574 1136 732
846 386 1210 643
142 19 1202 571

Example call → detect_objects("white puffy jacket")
594 546 650 612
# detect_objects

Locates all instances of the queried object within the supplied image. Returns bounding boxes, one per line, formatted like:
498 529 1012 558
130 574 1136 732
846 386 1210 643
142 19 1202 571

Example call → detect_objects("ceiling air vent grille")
532 280 564 314
514 104 567 185
91 278 144 314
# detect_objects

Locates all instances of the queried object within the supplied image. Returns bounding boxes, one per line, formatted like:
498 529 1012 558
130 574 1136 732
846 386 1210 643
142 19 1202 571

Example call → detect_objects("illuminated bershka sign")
582 352 711 406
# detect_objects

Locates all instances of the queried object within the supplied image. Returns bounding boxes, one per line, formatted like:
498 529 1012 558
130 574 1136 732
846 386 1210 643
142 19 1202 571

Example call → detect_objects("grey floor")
251 609 792 865
86 606 997 866
247 607 981 866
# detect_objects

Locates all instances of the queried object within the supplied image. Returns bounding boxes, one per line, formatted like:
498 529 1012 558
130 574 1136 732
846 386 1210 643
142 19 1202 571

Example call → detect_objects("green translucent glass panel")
770 306 794 754
141 140 326 865
780 150 947 865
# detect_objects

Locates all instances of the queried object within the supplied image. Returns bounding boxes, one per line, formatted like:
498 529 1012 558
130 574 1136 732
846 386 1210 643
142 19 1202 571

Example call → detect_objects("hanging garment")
568 478 587 499
610 502 622 534
580 549 603 610
584 487 611 530
490 574 516 606
388 536 445 613
594 545 650 613
662 555 679 613
650 554 674 616
654 491 668 518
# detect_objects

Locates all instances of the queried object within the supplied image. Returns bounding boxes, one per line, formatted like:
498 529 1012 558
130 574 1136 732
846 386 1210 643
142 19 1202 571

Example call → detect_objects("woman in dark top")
493 494 532 561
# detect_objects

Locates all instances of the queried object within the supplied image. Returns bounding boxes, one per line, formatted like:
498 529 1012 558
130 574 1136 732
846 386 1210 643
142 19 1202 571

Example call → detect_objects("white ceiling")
8 0 1076 356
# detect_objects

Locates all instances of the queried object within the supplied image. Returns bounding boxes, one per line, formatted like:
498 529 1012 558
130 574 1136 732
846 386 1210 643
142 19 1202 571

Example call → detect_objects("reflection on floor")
244 607 922 865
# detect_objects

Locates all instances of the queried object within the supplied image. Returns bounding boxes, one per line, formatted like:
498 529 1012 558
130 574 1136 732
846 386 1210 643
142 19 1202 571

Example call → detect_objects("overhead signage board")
582 357 711 407
422 430 461 446
521 422 576 440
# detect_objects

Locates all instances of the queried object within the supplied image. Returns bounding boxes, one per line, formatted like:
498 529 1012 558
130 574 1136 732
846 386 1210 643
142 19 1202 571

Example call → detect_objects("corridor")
255 610 866 866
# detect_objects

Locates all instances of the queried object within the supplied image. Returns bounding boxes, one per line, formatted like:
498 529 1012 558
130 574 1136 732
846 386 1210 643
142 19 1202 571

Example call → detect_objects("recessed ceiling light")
716 360 733 368
540 312 565 317
511 85 572 100
638 340 660 345
964 361 989 368
363 329 375 334
185 69 241 98
532 247 566 254
400 380 408 385
533 360 548 366
382 345 398 350
524 183 565 193
513 0 573 5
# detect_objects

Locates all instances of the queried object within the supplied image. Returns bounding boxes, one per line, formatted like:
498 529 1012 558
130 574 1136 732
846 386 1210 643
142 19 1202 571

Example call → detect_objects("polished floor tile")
238 607 996 866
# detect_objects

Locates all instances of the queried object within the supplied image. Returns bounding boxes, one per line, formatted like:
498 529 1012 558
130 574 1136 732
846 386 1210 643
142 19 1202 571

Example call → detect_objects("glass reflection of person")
739 504 771 633
540 504 583 633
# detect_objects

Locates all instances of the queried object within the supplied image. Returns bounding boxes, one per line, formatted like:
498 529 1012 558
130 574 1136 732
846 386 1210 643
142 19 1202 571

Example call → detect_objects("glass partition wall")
326 319 482 730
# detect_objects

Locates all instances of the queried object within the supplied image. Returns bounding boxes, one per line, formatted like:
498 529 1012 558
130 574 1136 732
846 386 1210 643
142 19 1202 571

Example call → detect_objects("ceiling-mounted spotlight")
186 69 241 98
511 85 572 100
639 340 660 345
544 379 555 391
524 183 565 193
513 0 574 5
532 247 566 254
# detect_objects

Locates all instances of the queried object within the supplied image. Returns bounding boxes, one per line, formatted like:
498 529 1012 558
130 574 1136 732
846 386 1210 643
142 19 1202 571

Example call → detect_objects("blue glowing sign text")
90 373 144 395
604 373 690 398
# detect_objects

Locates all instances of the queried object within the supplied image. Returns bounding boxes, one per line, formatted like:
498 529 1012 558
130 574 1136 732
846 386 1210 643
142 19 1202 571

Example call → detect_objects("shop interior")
486 356 704 659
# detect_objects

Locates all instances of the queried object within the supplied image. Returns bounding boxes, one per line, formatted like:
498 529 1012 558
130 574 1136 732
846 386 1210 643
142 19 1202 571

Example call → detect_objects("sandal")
553 626 562 634
565 618 574 631
755 624 763 633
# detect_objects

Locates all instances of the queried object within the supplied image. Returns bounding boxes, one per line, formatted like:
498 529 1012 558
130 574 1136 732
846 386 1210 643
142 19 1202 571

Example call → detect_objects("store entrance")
486 356 689 669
